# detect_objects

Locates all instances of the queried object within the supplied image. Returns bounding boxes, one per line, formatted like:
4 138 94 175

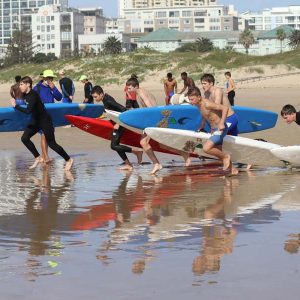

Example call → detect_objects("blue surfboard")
119 105 278 133
0 103 104 132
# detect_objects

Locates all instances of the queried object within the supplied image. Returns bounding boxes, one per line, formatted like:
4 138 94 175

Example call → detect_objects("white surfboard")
105 109 142 134
145 127 295 167
270 146 300 166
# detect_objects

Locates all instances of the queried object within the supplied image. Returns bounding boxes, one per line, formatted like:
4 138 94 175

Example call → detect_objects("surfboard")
65 115 180 156
144 127 297 167
270 146 300 166
0 103 104 132
119 105 278 133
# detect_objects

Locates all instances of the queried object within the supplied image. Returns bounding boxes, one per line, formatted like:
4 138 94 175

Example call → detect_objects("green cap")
42 69 57 78
79 75 88 81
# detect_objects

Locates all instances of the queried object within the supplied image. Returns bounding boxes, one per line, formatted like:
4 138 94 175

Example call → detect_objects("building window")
195 18 205 23
155 12 166 18
169 11 179 18
182 11 192 17
195 11 206 17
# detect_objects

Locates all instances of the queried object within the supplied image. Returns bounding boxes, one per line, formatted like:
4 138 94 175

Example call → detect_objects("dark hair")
225 71 231 77
20 76 33 88
167 72 172 78
201 73 215 85
187 86 201 97
15 75 22 82
130 74 138 80
126 77 139 88
181 72 187 77
91 85 104 95
281 104 296 116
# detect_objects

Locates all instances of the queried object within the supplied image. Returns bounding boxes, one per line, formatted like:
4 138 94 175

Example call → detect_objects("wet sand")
0 82 300 299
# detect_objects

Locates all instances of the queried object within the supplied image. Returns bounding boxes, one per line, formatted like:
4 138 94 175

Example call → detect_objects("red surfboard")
65 115 181 156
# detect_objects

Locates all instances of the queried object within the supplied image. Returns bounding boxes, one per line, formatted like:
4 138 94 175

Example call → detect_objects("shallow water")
0 148 300 300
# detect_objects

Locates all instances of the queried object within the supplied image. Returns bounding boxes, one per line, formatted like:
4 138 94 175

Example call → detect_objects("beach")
0 74 300 299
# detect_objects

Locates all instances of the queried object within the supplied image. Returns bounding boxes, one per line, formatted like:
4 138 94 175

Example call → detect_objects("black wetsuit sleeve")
14 92 37 114
103 94 126 112
296 112 300 126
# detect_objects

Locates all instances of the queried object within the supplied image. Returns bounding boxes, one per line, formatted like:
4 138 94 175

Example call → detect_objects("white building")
137 26 294 56
78 33 132 55
116 0 238 34
32 5 84 58
241 5 300 31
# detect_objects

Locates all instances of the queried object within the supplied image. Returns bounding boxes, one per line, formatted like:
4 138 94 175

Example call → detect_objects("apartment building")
117 0 238 34
241 5 300 31
0 0 68 46
31 5 84 58
79 7 106 35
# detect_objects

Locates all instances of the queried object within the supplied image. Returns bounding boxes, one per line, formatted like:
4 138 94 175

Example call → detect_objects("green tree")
103 36 122 55
289 30 300 49
276 28 287 53
195 37 214 52
4 29 33 66
239 29 255 54
31 52 57 63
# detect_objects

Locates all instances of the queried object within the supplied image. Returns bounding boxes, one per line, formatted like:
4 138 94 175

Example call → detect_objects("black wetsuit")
14 89 70 161
102 93 133 161
296 112 300 126
84 82 93 103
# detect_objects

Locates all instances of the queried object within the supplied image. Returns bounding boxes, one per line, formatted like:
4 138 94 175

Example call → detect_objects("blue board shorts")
226 113 238 136
209 124 228 145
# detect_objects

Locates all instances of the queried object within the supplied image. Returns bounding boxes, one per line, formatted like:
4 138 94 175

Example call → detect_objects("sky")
69 1 296 17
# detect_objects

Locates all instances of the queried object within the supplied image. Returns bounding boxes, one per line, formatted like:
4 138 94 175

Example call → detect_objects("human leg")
40 133 50 163
228 91 235 106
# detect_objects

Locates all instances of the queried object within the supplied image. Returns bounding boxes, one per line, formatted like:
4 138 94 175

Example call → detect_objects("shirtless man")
201 73 238 136
164 73 177 105
125 77 162 175
187 86 237 175
178 72 195 94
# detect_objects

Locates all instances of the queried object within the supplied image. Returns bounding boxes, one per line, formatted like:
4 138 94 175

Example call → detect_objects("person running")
187 86 238 176
125 77 163 175
33 69 63 164
59 70 75 103
224 71 236 106
178 72 195 94
124 74 139 109
80 75 93 103
201 73 238 136
281 104 300 125
10 75 25 105
164 72 177 105
10 76 73 170
91 85 143 170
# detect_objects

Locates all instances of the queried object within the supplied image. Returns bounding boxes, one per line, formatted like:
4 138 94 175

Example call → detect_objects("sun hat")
42 69 57 78
79 75 88 81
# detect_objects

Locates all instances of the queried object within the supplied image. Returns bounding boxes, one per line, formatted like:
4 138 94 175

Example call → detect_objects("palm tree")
276 28 287 53
289 30 300 49
103 36 122 55
195 37 214 52
239 29 255 55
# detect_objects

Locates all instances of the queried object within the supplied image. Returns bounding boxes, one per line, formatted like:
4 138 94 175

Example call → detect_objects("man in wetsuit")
281 104 300 126
80 75 93 103
10 76 73 171
91 85 143 170
59 70 75 103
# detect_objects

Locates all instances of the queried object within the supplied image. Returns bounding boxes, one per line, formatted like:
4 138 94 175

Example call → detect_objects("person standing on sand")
201 73 238 137
80 75 93 103
91 85 143 171
187 86 238 176
224 71 236 106
10 75 25 105
58 70 75 103
10 76 73 171
125 77 163 175
280 104 300 125
33 69 63 164
178 72 195 94
124 74 139 109
164 72 177 105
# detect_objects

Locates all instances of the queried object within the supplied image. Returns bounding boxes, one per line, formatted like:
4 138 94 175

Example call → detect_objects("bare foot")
44 158 53 164
64 158 74 171
135 151 143 164
150 163 162 175
64 170 74 182
230 165 239 176
182 153 192 167
119 163 133 171
223 154 231 170
29 157 43 169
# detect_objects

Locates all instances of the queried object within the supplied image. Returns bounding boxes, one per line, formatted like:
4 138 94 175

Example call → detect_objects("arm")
12 96 36 114
10 86 15 99
204 101 229 131
178 82 187 94
227 79 235 92
174 80 178 93
164 81 168 97
50 86 63 101
213 88 223 105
